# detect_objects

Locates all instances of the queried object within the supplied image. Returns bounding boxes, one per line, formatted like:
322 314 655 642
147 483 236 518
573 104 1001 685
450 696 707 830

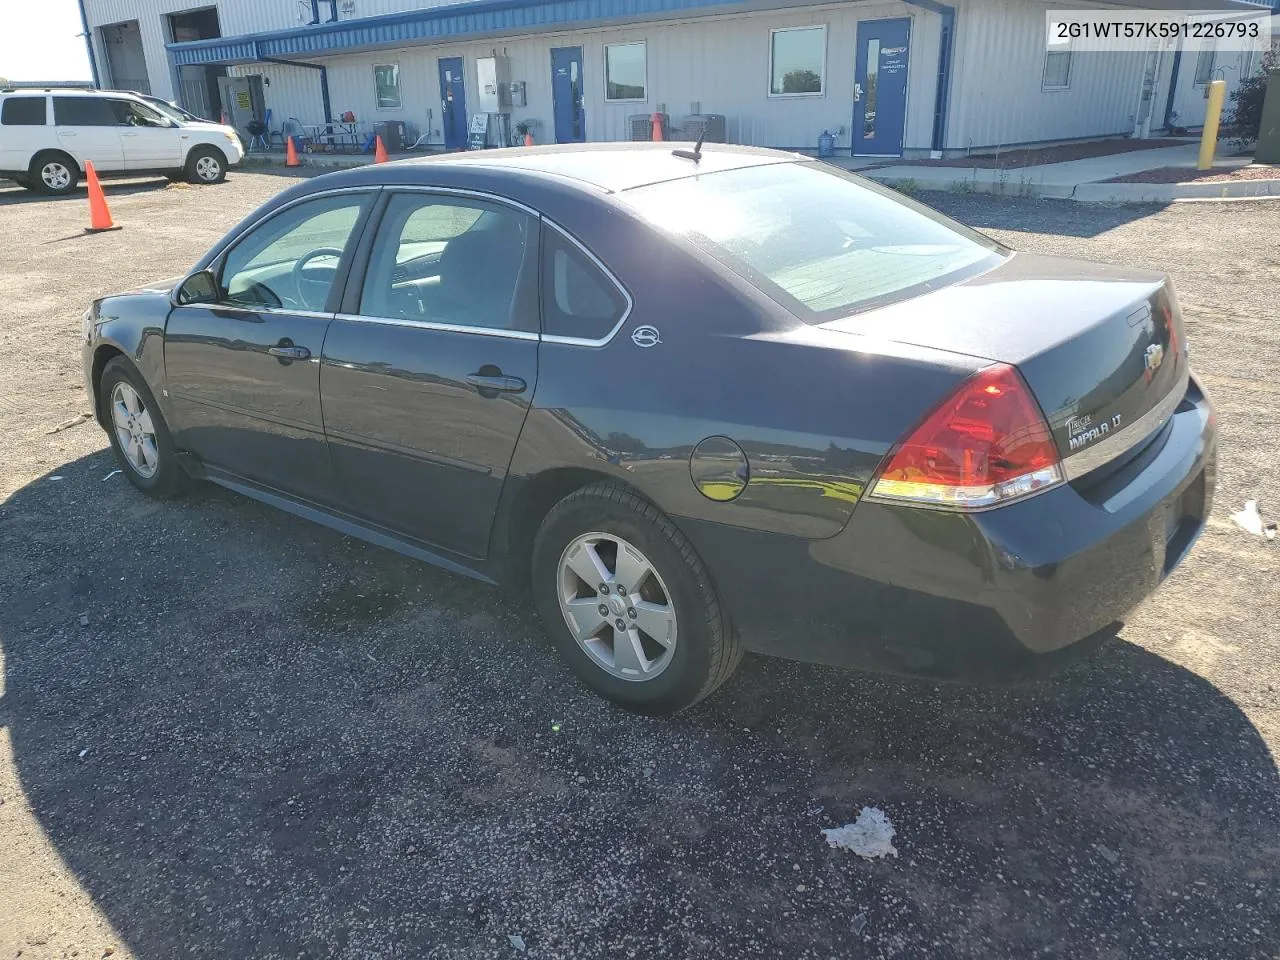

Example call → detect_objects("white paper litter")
507 934 526 952
1231 500 1277 540
822 807 899 859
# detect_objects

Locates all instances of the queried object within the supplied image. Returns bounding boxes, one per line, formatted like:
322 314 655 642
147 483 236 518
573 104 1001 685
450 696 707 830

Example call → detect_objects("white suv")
0 88 244 195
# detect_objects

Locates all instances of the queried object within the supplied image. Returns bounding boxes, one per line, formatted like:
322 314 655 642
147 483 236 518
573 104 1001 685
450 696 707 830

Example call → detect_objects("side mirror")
175 269 219 306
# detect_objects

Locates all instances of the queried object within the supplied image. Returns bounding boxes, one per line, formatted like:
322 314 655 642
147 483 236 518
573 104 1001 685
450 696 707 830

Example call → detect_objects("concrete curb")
864 168 1280 203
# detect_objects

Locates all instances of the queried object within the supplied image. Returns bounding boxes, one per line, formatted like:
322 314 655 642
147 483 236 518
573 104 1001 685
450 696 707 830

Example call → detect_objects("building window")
1042 49 1072 90
604 42 646 101
770 26 826 96
1193 43 1216 85
374 64 402 109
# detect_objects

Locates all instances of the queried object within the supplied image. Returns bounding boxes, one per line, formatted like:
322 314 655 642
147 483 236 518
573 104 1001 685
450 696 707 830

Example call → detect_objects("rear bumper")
682 373 1217 682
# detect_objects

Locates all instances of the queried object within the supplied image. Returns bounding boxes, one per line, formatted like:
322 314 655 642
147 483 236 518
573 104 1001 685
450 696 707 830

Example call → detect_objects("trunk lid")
822 252 1188 474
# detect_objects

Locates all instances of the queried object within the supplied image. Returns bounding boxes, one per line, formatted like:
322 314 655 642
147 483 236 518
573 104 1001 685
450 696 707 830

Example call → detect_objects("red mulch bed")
1104 164 1280 184
865 138 1189 170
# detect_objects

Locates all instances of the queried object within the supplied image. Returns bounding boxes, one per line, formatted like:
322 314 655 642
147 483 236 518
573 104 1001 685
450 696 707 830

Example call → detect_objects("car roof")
388 142 803 193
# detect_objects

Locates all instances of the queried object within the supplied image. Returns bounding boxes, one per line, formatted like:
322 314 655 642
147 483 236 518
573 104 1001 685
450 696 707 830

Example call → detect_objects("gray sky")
1 0 94 82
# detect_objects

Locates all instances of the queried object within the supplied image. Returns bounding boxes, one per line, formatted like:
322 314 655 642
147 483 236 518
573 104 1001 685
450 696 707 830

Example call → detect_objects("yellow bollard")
1197 79 1227 170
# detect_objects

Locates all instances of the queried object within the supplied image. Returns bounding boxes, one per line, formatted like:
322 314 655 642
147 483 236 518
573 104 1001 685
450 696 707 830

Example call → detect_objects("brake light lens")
868 364 1063 510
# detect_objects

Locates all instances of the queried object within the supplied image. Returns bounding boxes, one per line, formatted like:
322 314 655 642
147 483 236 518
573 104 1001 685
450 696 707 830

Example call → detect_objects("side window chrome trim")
177 303 336 321
333 312 540 341
539 220 634 348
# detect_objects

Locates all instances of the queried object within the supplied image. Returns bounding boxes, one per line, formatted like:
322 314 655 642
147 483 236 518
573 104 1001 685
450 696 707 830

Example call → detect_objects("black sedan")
81 143 1216 713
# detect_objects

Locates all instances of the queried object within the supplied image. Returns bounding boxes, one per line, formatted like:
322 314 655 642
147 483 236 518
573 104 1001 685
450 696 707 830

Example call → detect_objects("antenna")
671 129 705 163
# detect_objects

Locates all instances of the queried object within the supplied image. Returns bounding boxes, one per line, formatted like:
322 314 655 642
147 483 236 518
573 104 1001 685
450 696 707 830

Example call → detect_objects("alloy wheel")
557 532 678 681
195 155 221 181
41 162 72 191
110 381 159 479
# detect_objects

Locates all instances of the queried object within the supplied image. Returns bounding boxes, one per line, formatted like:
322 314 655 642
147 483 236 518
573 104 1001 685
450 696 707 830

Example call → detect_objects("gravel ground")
0 173 1277 960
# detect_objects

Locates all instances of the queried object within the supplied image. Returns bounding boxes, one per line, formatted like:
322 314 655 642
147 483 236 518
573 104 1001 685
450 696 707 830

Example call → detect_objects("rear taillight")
868 364 1062 510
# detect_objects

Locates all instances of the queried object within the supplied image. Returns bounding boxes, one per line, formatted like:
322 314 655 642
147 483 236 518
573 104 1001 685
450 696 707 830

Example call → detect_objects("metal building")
77 0 1273 158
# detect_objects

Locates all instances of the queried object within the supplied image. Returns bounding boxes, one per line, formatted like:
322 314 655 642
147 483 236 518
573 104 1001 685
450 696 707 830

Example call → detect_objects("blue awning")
168 0 750 66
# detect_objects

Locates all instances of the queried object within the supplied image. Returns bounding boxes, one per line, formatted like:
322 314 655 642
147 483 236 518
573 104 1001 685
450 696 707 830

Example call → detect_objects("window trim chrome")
177 302 335 321
332 312 540 341
1060 366 1189 482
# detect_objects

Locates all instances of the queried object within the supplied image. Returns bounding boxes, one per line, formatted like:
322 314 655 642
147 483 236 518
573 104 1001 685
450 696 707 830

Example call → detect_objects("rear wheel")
29 151 79 195
185 146 227 185
99 357 188 498
531 482 742 714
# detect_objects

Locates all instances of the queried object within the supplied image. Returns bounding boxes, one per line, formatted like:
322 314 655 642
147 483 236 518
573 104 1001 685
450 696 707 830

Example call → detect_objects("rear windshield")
620 162 1005 322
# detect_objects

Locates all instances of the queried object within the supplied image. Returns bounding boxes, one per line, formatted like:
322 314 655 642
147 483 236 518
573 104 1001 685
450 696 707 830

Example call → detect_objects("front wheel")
99 357 188 497
531 482 742 714
186 146 227 185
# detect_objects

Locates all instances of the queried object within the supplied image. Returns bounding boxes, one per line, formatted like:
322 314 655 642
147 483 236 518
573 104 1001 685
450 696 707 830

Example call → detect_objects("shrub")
1229 46 1278 143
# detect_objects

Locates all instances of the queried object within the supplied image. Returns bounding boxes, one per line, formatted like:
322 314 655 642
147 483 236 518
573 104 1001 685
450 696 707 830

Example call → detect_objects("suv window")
220 195 367 312
360 194 538 333
541 227 628 341
1 97 47 126
53 97 119 126
109 98 170 127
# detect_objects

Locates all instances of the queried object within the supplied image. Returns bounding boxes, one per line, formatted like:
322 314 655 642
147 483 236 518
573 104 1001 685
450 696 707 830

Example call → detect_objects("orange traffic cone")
285 135 301 167
374 135 389 163
84 161 120 234
524 131 534 147
651 112 664 142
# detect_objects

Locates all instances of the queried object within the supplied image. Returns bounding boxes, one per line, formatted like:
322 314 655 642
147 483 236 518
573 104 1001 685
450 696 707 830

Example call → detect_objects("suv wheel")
30 152 79 195
186 146 227 185
531 482 743 714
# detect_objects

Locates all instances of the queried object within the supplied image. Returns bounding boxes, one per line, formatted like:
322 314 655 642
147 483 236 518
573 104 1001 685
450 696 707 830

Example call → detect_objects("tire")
185 146 227 185
531 482 742 714
29 151 79 195
12 174 34 190
99 357 188 498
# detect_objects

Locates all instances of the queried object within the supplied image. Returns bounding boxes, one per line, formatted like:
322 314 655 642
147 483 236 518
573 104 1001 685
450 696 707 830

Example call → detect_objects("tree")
1229 44 1278 143
781 70 821 94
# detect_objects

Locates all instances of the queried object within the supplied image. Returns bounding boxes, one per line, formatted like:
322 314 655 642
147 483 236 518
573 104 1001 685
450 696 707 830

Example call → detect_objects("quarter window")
374 64 402 109
220 195 367 311
52 97 118 126
1042 49 1072 90
770 26 826 96
1 96 47 125
360 194 538 333
604 42 647 101
541 228 628 341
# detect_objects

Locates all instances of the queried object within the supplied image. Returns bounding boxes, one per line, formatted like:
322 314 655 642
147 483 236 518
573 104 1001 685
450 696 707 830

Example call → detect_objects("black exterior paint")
82 144 1217 680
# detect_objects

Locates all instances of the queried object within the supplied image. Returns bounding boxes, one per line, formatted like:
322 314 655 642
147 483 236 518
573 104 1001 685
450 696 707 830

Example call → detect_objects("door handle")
268 344 311 361
465 373 526 396
121 131 139 137
60 130 77 136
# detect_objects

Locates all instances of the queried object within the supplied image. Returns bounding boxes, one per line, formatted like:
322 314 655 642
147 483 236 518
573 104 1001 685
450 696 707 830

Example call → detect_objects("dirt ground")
0 172 1277 960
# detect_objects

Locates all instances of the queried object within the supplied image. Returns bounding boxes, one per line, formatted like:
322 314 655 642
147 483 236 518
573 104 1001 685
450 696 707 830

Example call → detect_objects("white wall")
226 2 942 153
1166 39 1260 131
945 0 1152 151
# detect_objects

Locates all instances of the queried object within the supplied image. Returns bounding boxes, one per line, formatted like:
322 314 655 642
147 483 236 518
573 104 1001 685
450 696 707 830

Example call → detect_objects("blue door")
550 46 586 143
854 19 911 156
438 57 467 150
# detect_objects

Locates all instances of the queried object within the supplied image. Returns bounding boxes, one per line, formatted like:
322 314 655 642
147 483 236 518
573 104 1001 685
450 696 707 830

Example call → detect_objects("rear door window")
53 97 120 126
620 161 1005 321
1 97 47 125
540 227 629 342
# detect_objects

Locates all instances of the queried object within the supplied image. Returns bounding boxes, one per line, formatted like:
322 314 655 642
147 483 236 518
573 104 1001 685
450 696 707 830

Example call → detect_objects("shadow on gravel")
924 193 1172 238
2 453 1277 958
0 177 173 205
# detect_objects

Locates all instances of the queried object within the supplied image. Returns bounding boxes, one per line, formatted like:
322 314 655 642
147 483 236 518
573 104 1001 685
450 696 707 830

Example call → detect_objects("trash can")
374 120 406 153
1255 70 1280 165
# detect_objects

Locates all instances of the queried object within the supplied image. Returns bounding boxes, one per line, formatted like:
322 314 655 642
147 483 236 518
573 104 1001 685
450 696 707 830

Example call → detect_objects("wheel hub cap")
557 532 677 681
110 382 159 479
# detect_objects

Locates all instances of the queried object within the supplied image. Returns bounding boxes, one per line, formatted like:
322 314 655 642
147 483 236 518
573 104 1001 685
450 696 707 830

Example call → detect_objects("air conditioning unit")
628 114 652 141
682 114 727 143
